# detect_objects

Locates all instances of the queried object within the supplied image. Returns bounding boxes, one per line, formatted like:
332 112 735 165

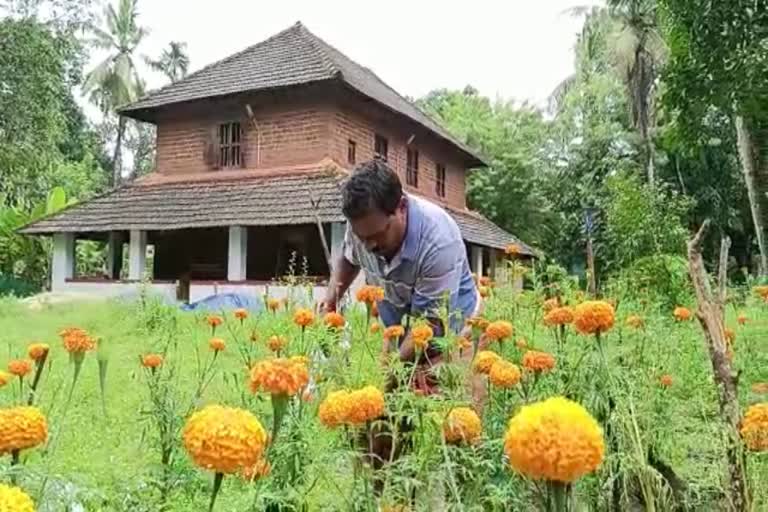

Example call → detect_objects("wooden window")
218 121 242 168
436 163 446 197
374 134 388 161
347 139 357 165
406 148 419 187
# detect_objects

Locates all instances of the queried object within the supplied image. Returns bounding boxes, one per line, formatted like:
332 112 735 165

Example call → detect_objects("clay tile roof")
446 206 535 255
119 21 485 167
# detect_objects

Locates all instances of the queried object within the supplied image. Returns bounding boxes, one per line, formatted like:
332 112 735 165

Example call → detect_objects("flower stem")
10 450 19 485
27 353 48 406
208 472 224 512
549 481 570 512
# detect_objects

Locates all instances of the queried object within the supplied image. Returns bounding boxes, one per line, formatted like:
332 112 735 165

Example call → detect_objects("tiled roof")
120 22 485 167
448 207 535 255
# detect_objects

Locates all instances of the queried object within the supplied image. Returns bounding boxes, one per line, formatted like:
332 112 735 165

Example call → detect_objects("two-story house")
22 22 532 302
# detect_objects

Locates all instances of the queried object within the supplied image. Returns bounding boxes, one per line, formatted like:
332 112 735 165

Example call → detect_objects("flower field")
0 277 767 511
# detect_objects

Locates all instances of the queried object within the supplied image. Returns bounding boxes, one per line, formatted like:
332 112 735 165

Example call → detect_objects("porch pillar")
51 232 75 291
227 226 248 281
128 230 147 281
106 232 124 280
489 248 498 280
330 222 346 268
471 245 484 277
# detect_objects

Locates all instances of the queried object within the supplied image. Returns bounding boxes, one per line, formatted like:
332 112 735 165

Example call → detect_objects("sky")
126 0 601 108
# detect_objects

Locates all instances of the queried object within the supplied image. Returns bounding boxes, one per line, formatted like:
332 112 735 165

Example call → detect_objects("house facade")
21 22 533 302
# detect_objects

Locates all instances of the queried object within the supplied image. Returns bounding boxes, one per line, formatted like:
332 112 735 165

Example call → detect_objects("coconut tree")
147 41 189 83
83 0 147 186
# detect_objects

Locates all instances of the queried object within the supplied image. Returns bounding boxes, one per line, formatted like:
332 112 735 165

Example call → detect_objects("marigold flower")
183 405 267 473
542 297 560 313
411 324 434 351
737 313 748 325
456 336 472 352
0 371 10 388
625 315 644 329
522 351 556 373
59 327 95 353
466 316 490 331
208 337 226 352
206 315 223 328
473 351 501 374
267 298 281 312
479 276 492 287
345 386 385 425
267 335 288 353
724 328 736 345
740 403 768 452
659 374 673 387
324 312 346 329
485 321 514 341
673 306 692 322
478 286 490 298
752 382 768 395
505 243 522 255
293 308 315 328
0 406 48 454
489 360 522 388
141 353 164 369
0 484 35 512
371 301 379 318
515 338 528 349
504 396 604 482
370 322 381 334
356 285 384 304
543 307 574 327
242 459 271 482
753 285 768 299
318 389 351 428
443 407 482 445
27 343 49 362
383 325 405 342
8 360 32 378
234 308 249 321
249 358 309 397
573 301 615 335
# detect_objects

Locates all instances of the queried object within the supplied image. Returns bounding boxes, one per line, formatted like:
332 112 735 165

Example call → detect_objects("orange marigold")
267 298 281 312
7 360 32 378
411 324 434 351
724 328 736 345
515 338 528 349
479 276 492 287
206 315 223 328
59 327 95 353
542 297 560 313
141 353 164 369
356 285 384 304
208 337 226 352
370 322 381 334
466 316 490 331
625 315 644 329
293 308 315 328
737 313 748 325
740 403 768 452
505 243 522 255
473 350 501 374
659 374 673 388
0 406 48 454
234 308 249 321
324 312 346 329
318 389 351 428
673 306 692 322
456 336 472 352
242 459 271 482
753 285 768 299
478 286 490 298
345 386 385 425
751 382 768 395
522 351 556 373
27 343 49 362
489 360 522 388
383 325 405 342
249 358 309 396
485 321 514 341
267 335 288 353
573 301 615 336
0 371 10 388
543 306 575 327
443 407 482 445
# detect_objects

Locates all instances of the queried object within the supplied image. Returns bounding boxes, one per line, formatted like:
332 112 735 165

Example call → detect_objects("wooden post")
307 191 333 272
687 220 749 511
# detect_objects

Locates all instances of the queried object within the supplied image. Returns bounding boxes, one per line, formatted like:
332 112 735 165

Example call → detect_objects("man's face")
349 198 407 259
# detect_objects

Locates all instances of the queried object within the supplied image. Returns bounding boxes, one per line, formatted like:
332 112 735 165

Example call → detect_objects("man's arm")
323 255 360 312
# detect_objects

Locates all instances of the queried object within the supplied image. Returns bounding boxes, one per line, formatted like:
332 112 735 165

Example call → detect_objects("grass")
0 284 767 511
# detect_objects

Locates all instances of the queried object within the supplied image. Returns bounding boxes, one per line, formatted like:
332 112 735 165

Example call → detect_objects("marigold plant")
740 403 768 452
489 360 522 388
208 337 226 352
141 354 164 369
411 324 434 351
324 312 346 329
371 301 379 318
383 325 405 342
724 328 736 345
573 301 615 336
543 307 574 327
504 396 604 482
505 243 522 255
485 320 513 341
673 306 692 322
522 351 556 373
267 335 288 353
182 405 267 473
0 370 10 388
27 343 49 362
753 285 768 300
249 358 309 397
479 276 492 287
456 336 472 352
206 314 223 328
542 297 560 313
356 285 384 304
267 298 281 312
0 406 48 454
345 386 385 425
370 322 381 334
242 459 271 482
443 407 482 445
318 389 351 428
752 382 768 395
737 313 748 325
659 374 673 388
234 308 249 321
7 360 32 378
625 315 644 329
293 308 315 328
466 316 490 331
473 351 501 375
478 286 490 298
0 484 35 512
59 327 95 353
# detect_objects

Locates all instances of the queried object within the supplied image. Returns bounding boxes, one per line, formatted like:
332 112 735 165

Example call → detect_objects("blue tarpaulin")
180 293 263 312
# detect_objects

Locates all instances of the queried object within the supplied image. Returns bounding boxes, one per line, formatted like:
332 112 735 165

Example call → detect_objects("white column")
128 230 147 281
471 245 484 277
51 233 75 291
227 226 248 281
330 222 346 267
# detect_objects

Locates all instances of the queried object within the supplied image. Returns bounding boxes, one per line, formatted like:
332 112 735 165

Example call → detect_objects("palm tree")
147 41 189 83
83 0 147 186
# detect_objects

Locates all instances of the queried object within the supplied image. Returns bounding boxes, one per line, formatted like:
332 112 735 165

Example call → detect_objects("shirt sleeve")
410 241 462 321
342 224 360 267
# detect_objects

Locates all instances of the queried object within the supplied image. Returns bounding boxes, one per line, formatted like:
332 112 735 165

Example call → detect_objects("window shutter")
239 122 248 168
205 125 220 170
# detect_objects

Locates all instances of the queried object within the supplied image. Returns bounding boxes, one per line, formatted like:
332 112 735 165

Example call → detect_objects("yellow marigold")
479 276 492 287
0 371 10 388
59 327 95 353
267 298 281 312
737 313 748 325
753 285 768 299
515 338 528 349
724 328 736 345
249 358 309 396
466 316 490 331
625 315 644 329
383 325 405 342
573 301 615 335
543 306 574 327
443 407 482 445
356 285 385 304
485 321 514 341
751 382 768 395
141 353 164 369
473 350 501 374
267 335 288 353
234 308 249 321
242 459 271 482
542 297 560 313
182 405 267 474
522 351 556 373
27 343 49 362
8 360 32 378
370 322 381 334
324 312 346 329
411 324 434 351
478 286 490 298
504 396 604 482
505 243 522 255
206 315 223 328
0 484 35 512
456 336 472 352
293 308 315 328
740 403 768 452
345 386 385 425
208 337 226 352
0 406 48 454
673 306 692 322
659 374 673 388
318 389 351 428
489 360 522 388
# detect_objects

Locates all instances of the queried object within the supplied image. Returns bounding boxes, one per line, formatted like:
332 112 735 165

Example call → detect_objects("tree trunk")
113 115 126 187
735 115 768 276
586 234 597 296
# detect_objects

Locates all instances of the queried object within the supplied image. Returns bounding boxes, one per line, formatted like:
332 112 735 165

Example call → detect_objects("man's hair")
341 159 403 219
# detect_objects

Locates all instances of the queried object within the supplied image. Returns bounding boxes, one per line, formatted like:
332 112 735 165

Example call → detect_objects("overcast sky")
127 0 601 108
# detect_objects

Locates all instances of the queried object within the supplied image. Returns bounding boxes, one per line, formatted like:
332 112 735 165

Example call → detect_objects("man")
323 158 482 381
